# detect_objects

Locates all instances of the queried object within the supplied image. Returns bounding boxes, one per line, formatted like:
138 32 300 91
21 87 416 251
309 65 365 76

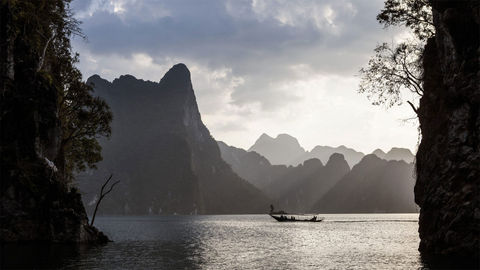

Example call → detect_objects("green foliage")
2 0 112 181
60 73 112 180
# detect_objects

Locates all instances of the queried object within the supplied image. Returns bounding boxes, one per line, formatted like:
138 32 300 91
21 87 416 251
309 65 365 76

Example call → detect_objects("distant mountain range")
219 140 418 213
372 148 415 163
248 133 305 165
80 64 269 215
247 133 415 167
311 155 417 213
79 63 417 215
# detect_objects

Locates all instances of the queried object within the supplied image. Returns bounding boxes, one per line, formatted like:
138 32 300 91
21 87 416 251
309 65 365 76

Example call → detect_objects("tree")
358 0 434 113
59 70 112 181
359 41 424 113
377 0 434 41
90 174 119 226
1 0 112 181
34 0 112 181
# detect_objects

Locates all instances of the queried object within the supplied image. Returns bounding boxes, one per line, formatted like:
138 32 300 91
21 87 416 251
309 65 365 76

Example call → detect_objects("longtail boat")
269 213 324 222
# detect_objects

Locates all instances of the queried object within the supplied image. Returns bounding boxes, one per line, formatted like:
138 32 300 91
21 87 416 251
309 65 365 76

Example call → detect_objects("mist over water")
3 214 426 269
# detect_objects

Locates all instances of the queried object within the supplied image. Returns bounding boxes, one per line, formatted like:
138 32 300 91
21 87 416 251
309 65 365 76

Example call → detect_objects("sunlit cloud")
72 0 418 153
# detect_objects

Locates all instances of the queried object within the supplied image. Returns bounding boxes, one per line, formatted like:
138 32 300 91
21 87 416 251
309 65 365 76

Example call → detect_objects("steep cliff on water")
81 64 269 214
0 2 107 243
415 0 479 261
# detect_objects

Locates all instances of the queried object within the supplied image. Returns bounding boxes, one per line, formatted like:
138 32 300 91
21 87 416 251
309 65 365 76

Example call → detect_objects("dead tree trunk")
90 174 120 227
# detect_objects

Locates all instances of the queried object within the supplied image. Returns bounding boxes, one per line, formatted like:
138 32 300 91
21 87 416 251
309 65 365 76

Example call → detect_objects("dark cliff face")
0 45 106 243
82 64 269 215
415 0 479 260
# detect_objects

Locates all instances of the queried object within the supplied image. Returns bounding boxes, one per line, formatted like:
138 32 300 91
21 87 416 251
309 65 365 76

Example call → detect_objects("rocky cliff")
0 2 107 242
0 82 106 242
82 64 269 214
415 0 479 261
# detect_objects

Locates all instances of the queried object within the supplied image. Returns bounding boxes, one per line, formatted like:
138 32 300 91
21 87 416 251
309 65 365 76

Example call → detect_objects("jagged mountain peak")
81 64 269 215
302 158 323 168
372 148 386 157
159 63 192 90
257 133 274 141
248 133 305 165
326 153 347 166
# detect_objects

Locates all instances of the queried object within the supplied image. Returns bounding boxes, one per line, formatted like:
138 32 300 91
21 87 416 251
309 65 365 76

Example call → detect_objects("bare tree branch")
90 174 119 227
407 100 419 114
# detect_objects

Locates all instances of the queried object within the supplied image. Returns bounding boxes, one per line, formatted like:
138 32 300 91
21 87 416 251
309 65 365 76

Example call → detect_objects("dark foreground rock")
0 1 108 241
415 0 479 263
0 166 109 243
0 80 109 243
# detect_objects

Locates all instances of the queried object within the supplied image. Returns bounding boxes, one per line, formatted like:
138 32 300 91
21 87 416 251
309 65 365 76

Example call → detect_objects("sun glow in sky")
72 0 419 154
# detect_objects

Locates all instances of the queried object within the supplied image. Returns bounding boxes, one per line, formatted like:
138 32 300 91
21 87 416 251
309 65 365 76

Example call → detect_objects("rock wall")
415 0 479 261
0 2 107 242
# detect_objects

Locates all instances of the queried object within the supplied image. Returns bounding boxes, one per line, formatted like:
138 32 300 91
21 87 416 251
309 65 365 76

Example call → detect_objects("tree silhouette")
90 174 120 227
359 0 434 113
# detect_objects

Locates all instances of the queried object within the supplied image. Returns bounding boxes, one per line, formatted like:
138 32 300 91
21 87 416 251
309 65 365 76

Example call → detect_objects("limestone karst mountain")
384 148 415 163
248 133 414 167
293 145 365 168
248 133 365 167
311 154 417 213
248 133 305 165
372 149 387 159
220 141 416 213
272 153 350 212
372 148 415 163
217 141 289 189
81 64 269 215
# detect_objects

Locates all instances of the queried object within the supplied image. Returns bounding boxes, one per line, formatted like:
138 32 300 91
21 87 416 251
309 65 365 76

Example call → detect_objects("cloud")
71 0 418 153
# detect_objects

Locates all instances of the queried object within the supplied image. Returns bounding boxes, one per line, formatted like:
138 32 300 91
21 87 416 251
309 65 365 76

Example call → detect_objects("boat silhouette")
269 213 324 222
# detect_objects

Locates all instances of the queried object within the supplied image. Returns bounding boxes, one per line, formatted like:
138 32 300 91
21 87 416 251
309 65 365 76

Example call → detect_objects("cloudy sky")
71 0 419 154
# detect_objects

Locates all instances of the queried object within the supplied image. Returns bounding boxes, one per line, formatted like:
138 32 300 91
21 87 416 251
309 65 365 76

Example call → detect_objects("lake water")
3 214 430 269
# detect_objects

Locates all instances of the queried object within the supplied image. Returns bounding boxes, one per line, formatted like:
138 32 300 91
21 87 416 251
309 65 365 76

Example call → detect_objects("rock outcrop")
82 64 269 215
415 0 479 261
0 46 107 243
0 0 108 242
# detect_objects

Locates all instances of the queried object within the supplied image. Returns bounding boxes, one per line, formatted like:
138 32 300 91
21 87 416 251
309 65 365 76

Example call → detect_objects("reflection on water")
2 214 427 269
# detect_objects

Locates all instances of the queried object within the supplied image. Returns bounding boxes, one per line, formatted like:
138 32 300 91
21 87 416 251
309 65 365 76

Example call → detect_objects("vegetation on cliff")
1 0 111 242
360 0 479 263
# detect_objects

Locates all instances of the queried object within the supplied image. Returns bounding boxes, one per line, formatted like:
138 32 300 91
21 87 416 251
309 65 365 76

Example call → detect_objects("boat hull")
269 214 324 222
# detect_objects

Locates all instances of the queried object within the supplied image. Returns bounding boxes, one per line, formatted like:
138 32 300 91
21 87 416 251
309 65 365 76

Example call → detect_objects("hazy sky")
71 0 420 154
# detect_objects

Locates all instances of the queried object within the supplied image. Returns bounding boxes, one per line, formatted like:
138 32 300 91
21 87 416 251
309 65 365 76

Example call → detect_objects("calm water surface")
3 214 427 269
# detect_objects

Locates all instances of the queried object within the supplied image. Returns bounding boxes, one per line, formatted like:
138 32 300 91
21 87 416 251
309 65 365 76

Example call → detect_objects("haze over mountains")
79 63 417 215
219 139 417 213
247 133 415 167
311 155 417 213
